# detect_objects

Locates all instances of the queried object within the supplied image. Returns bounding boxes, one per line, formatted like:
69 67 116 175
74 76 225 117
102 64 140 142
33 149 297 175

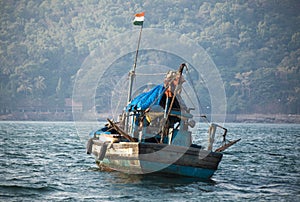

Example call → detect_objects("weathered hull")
90 140 223 179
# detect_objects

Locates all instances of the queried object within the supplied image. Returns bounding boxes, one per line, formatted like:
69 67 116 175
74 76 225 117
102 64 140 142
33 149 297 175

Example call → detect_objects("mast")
125 12 144 132
161 63 186 143
127 24 143 103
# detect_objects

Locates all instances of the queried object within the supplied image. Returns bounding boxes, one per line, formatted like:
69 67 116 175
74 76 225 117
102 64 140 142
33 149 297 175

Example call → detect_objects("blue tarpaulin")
126 85 165 112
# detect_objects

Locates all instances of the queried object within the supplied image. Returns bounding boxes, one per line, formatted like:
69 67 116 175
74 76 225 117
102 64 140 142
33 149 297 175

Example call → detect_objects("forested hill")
0 0 299 116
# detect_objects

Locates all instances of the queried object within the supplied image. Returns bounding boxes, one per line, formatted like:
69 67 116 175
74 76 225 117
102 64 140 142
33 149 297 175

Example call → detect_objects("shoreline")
0 112 300 124
232 113 300 124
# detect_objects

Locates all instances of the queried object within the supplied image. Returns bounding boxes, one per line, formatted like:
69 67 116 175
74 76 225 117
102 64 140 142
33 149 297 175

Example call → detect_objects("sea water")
0 122 299 201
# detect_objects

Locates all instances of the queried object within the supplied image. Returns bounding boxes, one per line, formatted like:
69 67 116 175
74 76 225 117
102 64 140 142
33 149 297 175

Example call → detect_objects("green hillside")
0 0 299 116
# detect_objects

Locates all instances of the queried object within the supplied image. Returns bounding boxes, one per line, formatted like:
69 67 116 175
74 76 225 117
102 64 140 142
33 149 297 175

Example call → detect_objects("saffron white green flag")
133 12 144 26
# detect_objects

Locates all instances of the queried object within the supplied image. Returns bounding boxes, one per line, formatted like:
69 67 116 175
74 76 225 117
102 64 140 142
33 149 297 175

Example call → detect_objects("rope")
181 86 196 109
185 68 205 116
135 73 166 76
112 84 127 119
184 67 212 127
144 73 179 110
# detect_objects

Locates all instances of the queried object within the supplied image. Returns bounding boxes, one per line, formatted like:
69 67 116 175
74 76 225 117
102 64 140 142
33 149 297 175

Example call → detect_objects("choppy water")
0 122 299 201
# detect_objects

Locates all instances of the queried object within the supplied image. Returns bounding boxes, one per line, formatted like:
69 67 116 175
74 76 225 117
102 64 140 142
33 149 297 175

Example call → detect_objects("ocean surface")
0 121 299 201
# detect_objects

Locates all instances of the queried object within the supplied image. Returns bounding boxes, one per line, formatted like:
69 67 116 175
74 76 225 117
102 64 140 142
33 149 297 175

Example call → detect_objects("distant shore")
0 111 300 123
226 113 300 124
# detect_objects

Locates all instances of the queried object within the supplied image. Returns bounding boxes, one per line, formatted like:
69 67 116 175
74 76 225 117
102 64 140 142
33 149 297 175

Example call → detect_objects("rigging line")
112 84 127 119
147 83 167 109
185 68 212 127
135 73 166 76
185 68 204 115
146 72 181 110
181 86 196 109
129 68 186 112
127 70 180 111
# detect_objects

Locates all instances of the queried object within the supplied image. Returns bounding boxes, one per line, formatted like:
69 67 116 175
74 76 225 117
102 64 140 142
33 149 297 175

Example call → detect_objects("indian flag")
133 12 145 26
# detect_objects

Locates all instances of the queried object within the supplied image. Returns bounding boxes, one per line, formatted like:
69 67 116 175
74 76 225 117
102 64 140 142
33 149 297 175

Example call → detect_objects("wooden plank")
107 118 136 142
111 142 221 170
93 141 223 171
215 138 241 152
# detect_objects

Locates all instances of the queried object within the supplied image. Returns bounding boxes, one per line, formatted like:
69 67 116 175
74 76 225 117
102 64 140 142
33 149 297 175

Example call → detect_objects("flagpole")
127 24 143 103
133 24 143 71
125 22 143 133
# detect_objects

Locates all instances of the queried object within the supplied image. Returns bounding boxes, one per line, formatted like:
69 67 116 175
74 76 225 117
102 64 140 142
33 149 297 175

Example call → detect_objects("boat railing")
207 123 227 151
123 107 195 144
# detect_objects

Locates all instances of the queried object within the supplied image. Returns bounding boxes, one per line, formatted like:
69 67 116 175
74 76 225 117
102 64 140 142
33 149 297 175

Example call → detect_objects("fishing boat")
86 13 240 179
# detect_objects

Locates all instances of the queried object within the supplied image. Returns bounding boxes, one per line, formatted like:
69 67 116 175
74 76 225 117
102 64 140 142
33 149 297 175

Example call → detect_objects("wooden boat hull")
89 140 223 179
